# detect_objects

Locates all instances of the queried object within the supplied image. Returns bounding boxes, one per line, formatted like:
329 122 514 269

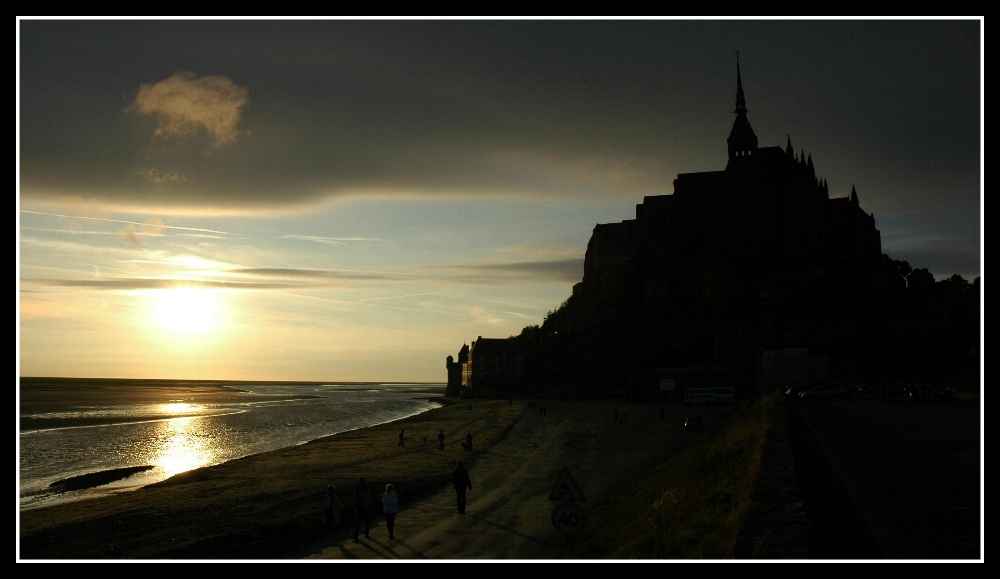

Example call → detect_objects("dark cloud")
19 20 979 209
18 18 982 280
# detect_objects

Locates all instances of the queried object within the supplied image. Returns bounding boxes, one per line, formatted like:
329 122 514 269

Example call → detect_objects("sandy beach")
18 393 735 561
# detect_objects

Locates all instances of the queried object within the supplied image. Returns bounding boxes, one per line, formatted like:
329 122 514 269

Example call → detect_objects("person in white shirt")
321 485 340 534
381 483 399 540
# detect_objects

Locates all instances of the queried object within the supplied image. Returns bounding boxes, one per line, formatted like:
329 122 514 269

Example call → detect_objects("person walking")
452 459 472 514
398 429 405 447
382 483 399 540
321 485 340 534
438 429 445 451
465 432 473 452
351 476 374 542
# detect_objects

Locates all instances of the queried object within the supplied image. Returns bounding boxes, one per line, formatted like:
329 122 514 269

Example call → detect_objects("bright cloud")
126 72 249 148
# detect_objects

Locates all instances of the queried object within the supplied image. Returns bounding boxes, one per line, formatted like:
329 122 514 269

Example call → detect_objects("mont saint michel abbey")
448 60 978 400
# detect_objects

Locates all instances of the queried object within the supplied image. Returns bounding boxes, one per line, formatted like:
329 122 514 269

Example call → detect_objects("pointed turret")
850 184 860 206
726 52 758 167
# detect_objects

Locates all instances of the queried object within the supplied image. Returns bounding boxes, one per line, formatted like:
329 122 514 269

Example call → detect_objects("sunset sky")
17 18 982 383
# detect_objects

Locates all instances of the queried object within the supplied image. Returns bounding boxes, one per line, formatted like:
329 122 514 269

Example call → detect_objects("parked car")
902 384 958 404
798 382 851 400
784 380 824 398
927 385 958 404
684 416 704 431
850 382 871 395
685 392 721 405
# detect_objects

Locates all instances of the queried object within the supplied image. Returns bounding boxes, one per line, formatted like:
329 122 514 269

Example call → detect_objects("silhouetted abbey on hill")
448 59 979 400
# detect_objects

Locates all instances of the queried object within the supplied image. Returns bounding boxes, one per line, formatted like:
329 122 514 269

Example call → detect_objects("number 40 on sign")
551 501 587 536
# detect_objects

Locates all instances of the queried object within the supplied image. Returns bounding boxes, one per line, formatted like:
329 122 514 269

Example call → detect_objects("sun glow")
149 287 224 333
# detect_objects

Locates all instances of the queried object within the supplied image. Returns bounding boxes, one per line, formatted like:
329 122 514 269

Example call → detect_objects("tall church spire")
734 51 747 117
727 51 759 168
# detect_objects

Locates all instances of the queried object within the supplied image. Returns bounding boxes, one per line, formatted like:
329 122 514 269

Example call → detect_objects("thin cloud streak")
26 278 307 291
277 235 385 244
227 267 429 282
432 259 585 284
20 210 238 237
356 290 449 302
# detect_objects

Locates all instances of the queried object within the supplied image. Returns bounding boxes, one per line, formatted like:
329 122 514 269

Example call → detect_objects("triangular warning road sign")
548 466 587 501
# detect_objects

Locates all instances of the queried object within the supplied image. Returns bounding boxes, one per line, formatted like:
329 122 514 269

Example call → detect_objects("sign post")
549 466 587 538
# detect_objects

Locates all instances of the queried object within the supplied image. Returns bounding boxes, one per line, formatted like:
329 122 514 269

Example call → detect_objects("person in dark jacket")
452 459 472 514
351 476 374 541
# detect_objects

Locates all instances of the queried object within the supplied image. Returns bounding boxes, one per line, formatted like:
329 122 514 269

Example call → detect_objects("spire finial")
734 51 746 115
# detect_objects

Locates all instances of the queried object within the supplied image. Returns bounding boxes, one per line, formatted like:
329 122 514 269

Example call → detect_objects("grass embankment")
559 394 776 559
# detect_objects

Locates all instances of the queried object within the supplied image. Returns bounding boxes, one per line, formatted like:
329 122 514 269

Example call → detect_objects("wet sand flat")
19 378 320 430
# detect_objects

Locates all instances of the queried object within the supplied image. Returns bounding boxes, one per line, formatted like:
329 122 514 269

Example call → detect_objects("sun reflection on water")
159 402 199 415
152 416 219 477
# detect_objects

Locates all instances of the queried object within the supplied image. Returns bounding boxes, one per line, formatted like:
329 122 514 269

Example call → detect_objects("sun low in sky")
147 287 226 334
17 18 982 383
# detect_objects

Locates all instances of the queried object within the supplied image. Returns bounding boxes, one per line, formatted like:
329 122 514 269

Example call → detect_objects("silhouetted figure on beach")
351 476 374 542
381 483 399 540
453 459 472 514
438 429 445 450
321 485 340 534
398 429 405 447
464 432 473 451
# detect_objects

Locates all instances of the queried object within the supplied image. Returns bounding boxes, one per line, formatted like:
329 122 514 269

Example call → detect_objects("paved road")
790 393 982 560
287 401 730 560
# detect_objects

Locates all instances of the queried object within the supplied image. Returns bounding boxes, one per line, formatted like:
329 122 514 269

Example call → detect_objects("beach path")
290 400 726 560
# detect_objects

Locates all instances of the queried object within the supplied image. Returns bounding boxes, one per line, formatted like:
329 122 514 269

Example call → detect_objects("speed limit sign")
551 501 588 536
